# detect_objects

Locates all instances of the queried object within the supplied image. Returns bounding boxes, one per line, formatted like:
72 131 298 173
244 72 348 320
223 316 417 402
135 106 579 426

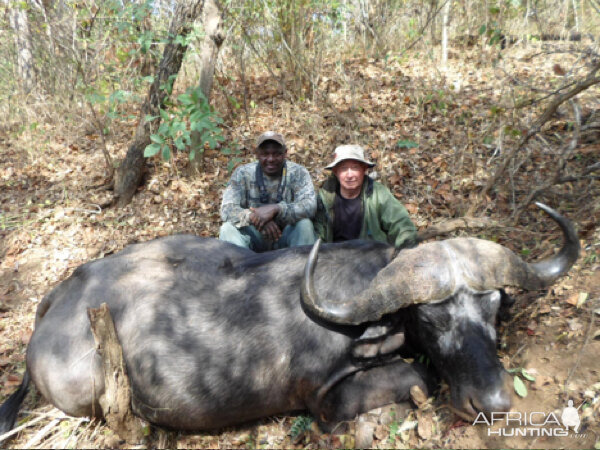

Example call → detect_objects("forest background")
0 0 599 448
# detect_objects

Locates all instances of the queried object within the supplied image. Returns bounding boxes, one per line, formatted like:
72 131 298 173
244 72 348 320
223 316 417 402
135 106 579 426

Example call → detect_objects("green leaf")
397 140 418 149
158 122 170 136
206 135 217 149
521 369 536 382
109 90 130 104
178 93 194 106
171 121 186 134
227 157 243 174
150 134 165 144
161 145 171 161
190 111 208 122
388 421 398 443
289 415 313 440
191 119 210 132
144 143 161 157
86 92 105 105
514 375 528 397
159 109 170 121
174 137 186 150
229 95 241 109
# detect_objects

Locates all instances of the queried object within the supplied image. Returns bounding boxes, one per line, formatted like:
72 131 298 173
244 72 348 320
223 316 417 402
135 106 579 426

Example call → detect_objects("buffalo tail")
0 371 30 438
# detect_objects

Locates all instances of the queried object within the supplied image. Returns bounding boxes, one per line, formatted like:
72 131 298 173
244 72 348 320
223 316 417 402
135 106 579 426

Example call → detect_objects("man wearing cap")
314 145 417 248
219 131 317 252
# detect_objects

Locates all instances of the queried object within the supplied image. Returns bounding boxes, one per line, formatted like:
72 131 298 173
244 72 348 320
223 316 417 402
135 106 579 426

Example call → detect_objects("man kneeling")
219 131 317 252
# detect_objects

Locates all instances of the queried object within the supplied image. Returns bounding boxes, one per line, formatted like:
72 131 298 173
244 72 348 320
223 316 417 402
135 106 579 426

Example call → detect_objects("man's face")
333 159 368 192
256 142 286 176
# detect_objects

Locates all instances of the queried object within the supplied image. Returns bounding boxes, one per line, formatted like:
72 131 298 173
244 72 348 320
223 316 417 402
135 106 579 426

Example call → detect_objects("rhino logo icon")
561 400 581 433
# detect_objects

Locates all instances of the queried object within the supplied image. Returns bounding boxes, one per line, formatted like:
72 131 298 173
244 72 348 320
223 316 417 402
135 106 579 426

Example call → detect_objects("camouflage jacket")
220 161 317 228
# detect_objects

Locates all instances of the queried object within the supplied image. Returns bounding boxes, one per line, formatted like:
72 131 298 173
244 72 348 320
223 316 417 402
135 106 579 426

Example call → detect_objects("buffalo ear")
500 289 515 308
497 289 515 323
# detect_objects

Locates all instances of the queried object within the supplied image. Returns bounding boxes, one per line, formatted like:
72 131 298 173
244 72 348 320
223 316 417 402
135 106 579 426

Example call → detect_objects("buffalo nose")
473 370 513 416
463 373 512 419
476 386 512 414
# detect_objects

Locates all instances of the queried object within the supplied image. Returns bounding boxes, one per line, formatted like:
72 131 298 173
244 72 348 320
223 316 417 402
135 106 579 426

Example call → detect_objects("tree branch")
88 303 146 444
471 60 600 214
400 0 449 55
417 216 499 241
512 99 582 222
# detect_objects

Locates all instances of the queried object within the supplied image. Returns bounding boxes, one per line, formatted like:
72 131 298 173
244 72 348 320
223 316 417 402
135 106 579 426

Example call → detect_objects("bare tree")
114 0 204 208
441 0 451 65
4 0 36 94
189 0 225 173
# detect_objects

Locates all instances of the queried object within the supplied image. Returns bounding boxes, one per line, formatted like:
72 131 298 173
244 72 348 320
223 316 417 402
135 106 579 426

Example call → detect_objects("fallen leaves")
566 292 589 308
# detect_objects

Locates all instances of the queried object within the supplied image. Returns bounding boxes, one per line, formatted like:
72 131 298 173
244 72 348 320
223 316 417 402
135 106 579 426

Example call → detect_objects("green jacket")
314 176 417 248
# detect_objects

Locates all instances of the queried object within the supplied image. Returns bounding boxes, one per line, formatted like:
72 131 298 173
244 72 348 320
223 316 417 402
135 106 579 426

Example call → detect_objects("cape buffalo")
0 203 578 434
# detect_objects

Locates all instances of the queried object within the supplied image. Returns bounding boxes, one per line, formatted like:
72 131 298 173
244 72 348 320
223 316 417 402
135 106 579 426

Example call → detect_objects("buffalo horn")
301 202 579 325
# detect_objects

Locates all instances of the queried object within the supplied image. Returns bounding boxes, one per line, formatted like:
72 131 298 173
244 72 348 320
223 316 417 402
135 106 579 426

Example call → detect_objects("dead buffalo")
0 203 578 434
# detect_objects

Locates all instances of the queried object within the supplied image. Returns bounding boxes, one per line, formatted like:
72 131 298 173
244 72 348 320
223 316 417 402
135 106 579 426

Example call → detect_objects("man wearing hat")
219 131 317 251
314 145 417 247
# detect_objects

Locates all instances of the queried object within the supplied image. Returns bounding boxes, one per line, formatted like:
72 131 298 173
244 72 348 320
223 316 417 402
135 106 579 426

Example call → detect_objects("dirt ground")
1 44 599 448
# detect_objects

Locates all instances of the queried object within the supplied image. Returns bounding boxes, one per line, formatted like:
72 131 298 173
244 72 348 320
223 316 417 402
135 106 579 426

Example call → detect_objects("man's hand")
261 221 282 241
249 205 280 230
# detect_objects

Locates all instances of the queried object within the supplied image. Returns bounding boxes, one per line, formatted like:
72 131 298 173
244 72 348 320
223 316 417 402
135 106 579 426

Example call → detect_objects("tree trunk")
562 0 570 33
571 0 579 31
189 0 225 174
429 0 438 46
5 1 36 94
441 0 451 66
114 0 204 208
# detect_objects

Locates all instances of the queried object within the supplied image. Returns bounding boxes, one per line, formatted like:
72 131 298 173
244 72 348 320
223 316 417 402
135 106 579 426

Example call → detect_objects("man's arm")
250 204 280 229
378 186 417 248
313 195 329 241
220 167 252 227
276 165 317 226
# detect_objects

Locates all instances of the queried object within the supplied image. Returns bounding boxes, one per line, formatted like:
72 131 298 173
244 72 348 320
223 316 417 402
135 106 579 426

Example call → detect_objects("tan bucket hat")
325 145 375 170
256 131 286 149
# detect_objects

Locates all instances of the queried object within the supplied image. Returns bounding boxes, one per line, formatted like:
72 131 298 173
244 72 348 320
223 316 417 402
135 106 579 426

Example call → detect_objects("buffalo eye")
416 306 450 332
